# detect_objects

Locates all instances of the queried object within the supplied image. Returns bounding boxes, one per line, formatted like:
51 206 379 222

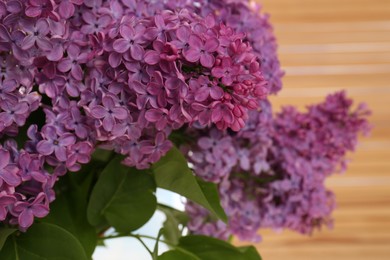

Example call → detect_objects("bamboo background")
234 1 390 259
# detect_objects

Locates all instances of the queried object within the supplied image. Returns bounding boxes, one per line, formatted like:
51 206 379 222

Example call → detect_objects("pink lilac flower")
57 44 88 81
36 126 76 162
140 132 172 163
12 193 49 230
25 0 54 18
184 35 219 68
113 25 146 60
66 142 93 171
89 95 129 132
58 0 83 19
21 19 52 51
0 100 29 130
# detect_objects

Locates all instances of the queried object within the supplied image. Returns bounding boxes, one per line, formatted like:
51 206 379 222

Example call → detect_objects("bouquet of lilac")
0 0 369 259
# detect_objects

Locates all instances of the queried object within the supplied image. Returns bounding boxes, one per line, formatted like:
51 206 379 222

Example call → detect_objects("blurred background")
233 0 390 259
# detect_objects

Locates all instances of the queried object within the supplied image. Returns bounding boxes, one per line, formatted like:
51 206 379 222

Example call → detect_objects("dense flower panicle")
0 0 270 230
194 0 284 94
184 92 370 241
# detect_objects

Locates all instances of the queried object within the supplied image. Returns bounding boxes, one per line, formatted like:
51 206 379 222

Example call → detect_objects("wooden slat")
236 1 390 259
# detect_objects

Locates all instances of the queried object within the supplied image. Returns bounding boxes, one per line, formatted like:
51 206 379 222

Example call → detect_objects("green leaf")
161 210 181 246
0 227 16 250
158 250 200 260
158 204 189 226
42 189 97 257
237 246 263 259
91 148 113 162
158 204 188 245
0 223 88 260
152 147 227 222
177 235 262 260
87 156 157 233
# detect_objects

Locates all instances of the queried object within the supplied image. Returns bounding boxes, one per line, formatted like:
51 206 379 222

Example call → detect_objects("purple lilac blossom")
184 92 370 242
0 0 269 231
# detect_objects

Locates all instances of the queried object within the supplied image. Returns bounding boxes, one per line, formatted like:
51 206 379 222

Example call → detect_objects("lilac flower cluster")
196 0 284 94
0 0 268 231
184 92 370 241
161 0 284 94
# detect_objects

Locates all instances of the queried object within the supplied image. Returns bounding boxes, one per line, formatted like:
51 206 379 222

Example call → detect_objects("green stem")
99 233 201 259
135 236 153 257
99 234 157 257
98 233 175 247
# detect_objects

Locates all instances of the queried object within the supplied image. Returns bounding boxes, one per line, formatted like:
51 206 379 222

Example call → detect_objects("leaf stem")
134 236 153 257
98 233 175 247
99 233 201 259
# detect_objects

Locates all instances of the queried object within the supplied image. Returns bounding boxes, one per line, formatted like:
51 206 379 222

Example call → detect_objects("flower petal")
183 48 200 63
18 209 34 229
37 141 55 156
57 59 72 72
113 38 130 53
144 50 160 65
200 53 215 68
90 106 107 119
